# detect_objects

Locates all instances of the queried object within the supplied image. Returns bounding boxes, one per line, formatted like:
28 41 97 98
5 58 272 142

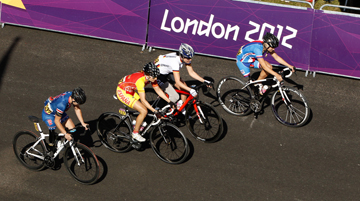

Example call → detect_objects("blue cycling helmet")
179 43 195 59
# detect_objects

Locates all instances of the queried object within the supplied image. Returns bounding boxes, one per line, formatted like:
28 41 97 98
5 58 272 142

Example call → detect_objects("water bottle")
176 100 183 110
132 120 136 130
140 122 147 132
261 85 269 94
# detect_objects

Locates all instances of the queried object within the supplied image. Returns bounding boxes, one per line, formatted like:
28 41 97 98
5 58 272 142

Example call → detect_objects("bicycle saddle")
28 116 40 123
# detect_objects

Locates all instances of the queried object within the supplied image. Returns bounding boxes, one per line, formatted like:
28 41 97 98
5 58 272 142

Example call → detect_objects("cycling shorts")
236 59 261 77
116 86 140 108
42 110 70 130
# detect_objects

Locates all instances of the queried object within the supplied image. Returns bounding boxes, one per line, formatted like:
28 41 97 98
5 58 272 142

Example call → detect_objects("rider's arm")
257 57 283 81
54 115 73 141
139 92 157 113
153 85 172 103
74 105 88 128
270 51 295 72
173 71 192 92
54 115 67 135
186 65 205 83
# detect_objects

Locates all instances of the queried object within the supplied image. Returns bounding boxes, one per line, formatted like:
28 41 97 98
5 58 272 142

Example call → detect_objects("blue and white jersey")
43 91 72 117
236 41 264 63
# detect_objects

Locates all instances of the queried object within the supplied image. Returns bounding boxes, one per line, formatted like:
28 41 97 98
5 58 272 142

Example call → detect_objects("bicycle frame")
118 106 168 137
241 69 293 107
28 120 84 166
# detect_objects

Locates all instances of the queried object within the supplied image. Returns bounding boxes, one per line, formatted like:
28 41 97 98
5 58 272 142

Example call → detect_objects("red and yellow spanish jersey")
118 71 158 94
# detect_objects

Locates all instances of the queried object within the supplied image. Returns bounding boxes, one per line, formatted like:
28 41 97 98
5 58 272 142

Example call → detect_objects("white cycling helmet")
179 43 195 59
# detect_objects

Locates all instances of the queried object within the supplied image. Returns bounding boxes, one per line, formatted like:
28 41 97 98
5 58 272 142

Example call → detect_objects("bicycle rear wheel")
271 86 310 127
97 112 132 153
185 102 223 143
150 123 189 164
63 143 100 184
13 131 46 170
217 76 252 116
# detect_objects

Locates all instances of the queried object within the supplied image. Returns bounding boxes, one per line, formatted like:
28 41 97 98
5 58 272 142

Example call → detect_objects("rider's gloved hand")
275 74 283 82
154 110 162 119
168 101 176 109
203 79 213 88
203 79 212 85
189 89 197 97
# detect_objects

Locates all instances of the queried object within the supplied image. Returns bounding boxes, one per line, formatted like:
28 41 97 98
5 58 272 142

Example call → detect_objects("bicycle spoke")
217 76 252 116
97 113 132 153
150 123 189 164
271 87 310 127
64 143 100 184
13 131 46 170
186 103 223 143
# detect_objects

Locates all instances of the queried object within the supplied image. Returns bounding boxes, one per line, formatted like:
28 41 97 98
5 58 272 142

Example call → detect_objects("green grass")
255 0 342 11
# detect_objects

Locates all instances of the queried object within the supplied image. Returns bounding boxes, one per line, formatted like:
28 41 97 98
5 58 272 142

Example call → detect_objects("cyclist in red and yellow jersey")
116 62 175 142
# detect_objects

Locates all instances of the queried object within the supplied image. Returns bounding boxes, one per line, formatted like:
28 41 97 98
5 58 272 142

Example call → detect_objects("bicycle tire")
217 76 252 116
13 131 46 170
96 112 132 153
185 102 223 143
271 86 310 127
150 123 189 164
63 143 100 184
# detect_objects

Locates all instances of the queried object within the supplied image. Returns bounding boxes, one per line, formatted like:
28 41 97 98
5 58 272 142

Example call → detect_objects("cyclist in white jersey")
154 43 212 110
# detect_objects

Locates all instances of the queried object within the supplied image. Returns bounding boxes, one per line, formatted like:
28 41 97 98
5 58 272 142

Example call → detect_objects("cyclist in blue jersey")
236 32 295 95
42 87 88 151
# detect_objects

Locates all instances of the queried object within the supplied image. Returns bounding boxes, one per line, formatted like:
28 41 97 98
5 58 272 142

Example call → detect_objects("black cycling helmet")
143 62 160 78
263 32 279 48
71 87 86 105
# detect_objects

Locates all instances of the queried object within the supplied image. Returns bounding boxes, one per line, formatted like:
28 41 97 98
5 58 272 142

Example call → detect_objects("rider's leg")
116 87 145 141
48 129 57 152
63 117 78 137
257 60 272 80
131 101 147 142
174 80 188 103
160 81 179 103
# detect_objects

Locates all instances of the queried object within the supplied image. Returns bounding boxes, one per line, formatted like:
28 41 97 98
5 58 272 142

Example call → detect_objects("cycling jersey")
42 91 72 130
116 71 158 108
236 41 265 77
153 53 183 102
154 52 184 75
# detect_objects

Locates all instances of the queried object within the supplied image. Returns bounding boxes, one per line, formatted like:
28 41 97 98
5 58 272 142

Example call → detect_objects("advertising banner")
147 0 314 70
310 10 360 78
1 0 149 45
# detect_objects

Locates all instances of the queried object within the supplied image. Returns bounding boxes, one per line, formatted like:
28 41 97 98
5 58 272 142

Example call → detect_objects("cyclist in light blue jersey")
236 32 295 94
42 87 88 151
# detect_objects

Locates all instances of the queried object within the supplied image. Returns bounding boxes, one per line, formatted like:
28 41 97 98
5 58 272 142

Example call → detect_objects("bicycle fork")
193 102 206 124
70 142 84 166
158 124 171 145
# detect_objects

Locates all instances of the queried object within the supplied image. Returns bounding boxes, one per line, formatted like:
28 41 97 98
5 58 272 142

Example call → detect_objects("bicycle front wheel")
271 86 310 127
63 143 100 184
150 123 189 164
216 76 252 116
185 102 223 143
13 131 46 170
97 112 132 153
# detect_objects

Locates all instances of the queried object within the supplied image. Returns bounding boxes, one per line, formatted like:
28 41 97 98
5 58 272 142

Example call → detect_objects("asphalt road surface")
0 25 359 201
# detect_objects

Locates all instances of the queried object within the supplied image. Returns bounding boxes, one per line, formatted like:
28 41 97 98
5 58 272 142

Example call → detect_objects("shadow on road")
0 36 21 92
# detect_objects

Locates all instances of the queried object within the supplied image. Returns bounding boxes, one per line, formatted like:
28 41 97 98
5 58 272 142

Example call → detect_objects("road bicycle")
13 116 101 184
216 67 310 127
145 82 223 143
96 96 189 164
